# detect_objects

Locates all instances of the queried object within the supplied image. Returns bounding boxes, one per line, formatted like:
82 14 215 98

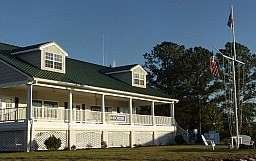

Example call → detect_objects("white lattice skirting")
32 131 68 150
76 131 102 149
108 132 130 147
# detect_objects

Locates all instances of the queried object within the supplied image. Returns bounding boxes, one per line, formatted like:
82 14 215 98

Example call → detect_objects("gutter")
33 78 179 103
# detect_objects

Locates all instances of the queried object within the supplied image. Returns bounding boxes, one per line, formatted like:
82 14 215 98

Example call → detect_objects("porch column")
101 94 105 124
26 84 33 121
129 98 133 125
26 83 33 152
68 88 73 123
151 101 155 126
170 103 175 125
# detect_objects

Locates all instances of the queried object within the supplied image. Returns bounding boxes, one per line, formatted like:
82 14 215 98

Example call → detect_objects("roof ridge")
67 57 109 69
0 42 20 48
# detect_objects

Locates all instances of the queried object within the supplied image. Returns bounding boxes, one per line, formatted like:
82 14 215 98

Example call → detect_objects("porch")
0 107 173 126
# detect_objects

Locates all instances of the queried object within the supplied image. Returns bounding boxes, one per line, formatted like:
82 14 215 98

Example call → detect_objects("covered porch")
0 82 176 127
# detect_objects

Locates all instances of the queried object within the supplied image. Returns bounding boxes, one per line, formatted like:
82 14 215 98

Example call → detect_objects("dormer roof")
103 64 147 75
10 41 68 57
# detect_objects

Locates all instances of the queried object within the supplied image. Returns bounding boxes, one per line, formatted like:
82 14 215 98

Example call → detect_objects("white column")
170 103 175 125
101 94 105 124
151 101 155 126
26 84 33 121
129 98 133 125
26 83 33 152
68 88 73 123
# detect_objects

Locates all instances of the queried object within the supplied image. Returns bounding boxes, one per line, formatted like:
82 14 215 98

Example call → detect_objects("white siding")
0 61 28 84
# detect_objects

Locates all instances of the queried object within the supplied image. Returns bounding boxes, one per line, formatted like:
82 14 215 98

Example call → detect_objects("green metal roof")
0 42 173 100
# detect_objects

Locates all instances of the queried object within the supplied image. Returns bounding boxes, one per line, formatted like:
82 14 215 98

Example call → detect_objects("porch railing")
0 107 174 126
0 107 26 123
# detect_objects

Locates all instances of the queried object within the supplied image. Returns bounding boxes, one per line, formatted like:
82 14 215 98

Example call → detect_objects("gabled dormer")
10 41 68 74
103 64 148 88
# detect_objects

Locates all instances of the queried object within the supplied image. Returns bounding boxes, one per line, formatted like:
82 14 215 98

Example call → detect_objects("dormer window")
134 73 145 86
45 52 62 70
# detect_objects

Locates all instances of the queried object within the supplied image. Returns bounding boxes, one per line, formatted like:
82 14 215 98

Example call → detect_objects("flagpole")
230 5 239 149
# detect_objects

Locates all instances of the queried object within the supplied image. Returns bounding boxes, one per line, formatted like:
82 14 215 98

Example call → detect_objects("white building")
0 41 183 152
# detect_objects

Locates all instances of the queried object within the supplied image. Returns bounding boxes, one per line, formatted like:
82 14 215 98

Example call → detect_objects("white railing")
0 107 26 123
0 107 174 126
155 116 172 126
73 110 101 123
133 114 153 125
32 107 69 121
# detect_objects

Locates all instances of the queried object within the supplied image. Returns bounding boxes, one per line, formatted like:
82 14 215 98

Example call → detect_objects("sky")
0 0 255 67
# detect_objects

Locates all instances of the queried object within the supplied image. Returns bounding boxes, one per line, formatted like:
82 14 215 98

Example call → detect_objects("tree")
217 42 256 138
143 42 222 134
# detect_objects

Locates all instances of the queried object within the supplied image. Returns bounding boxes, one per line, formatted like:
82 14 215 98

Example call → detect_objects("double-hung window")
44 101 58 119
134 73 145 86
33 100 43 118
6 99 12 108
91 106 112 112
45 52 62 70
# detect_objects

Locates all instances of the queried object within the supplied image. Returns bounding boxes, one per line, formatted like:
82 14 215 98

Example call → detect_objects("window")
45 52 53 68
44 101 58 108
32 100 42 107
134 72 145 86
0 98 2 108
6 99 12 108
139 74 145 85
33 100 43 118
43 101 58 119
45 52 62 70
91 106 112 112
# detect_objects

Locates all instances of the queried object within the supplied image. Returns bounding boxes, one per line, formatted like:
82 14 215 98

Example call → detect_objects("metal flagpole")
230 5 240 149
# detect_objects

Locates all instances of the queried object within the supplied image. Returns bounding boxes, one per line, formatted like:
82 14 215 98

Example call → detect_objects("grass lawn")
0 145 255 161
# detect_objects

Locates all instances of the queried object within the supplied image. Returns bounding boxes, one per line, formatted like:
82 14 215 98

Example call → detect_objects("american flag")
227 10 233 28
210 56 220 78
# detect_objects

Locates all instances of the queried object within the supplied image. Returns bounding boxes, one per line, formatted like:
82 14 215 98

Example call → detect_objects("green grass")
0 145 255 161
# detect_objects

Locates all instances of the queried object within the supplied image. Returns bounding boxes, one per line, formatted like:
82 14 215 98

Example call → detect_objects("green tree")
217 42 256 138
144 42 223 134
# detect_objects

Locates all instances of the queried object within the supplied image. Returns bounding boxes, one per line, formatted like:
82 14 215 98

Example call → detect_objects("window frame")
134 72 145 86
45 52 63 70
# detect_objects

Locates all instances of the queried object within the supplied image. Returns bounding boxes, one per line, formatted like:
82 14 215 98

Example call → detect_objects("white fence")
0 107 26 122
0 107 173 126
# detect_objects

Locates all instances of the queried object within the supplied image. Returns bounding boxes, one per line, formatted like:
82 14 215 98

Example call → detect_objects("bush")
44 135 62 151
101 141 107 148
71 145 76 150
174 135 185 145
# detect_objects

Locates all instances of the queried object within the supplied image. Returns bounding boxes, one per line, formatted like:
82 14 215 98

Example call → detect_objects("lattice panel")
108 132 130 147
157 132 173 145
0 131 25 151
76 132 102 149
33 131 68 150
135 132 153 146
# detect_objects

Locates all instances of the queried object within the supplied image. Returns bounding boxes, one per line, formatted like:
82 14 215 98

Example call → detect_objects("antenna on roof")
103 35 104 66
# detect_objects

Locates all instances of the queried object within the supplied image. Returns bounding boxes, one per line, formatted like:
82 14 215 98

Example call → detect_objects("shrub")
101 141 107 148
71 145 76 150
44 135 62 151
133 144 142 147
174 135 185 145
